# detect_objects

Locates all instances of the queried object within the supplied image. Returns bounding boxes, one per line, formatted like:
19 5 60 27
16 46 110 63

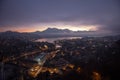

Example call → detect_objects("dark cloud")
0 0 120 33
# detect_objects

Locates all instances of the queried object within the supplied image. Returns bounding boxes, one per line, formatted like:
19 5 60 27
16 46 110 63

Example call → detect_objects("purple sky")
0 0 120 34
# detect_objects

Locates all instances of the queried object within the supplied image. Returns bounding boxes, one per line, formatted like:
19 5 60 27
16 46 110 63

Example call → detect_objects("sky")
0 0 120 34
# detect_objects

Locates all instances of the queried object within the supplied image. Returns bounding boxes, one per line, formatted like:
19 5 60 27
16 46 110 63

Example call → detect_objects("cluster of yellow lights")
28 64 76 78
92 72 101 80
28 63 102 80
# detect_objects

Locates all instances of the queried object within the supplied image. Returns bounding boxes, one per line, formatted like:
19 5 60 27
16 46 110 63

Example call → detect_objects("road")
28 50 60 78
2 48 60 78
2 50 41 63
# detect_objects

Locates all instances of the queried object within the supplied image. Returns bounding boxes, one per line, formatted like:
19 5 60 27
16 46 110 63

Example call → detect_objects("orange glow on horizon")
13 27 46 32
0 26 46 32
0 24 98 32
15 28 39 32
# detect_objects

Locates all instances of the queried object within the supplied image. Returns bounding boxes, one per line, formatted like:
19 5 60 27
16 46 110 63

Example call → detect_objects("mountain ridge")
0 28 119 38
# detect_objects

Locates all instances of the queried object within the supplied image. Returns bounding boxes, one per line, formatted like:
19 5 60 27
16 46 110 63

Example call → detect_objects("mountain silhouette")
42 28 72 33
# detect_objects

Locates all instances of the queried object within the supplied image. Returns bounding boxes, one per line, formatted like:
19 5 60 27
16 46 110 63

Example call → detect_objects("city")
0 33 120 80
0 0 120 80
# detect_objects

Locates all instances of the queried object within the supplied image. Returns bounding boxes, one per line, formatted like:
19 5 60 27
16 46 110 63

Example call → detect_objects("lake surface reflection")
35 37 82 43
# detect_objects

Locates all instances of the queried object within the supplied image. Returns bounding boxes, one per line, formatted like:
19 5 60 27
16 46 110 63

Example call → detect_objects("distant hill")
0 28 119 39
42 28 72 33
0 31 40 40
32 28 97 37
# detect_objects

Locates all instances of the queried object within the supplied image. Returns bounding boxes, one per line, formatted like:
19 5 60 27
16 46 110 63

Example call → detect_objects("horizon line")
0 27 96 33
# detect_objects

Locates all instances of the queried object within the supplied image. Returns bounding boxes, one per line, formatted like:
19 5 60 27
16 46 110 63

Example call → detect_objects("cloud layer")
0 0 120 33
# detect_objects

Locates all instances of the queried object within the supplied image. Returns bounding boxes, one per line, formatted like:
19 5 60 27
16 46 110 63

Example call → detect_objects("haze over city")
0 0 120 34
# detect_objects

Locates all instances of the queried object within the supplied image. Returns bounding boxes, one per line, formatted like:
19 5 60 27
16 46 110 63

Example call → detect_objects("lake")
35 37 82 43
